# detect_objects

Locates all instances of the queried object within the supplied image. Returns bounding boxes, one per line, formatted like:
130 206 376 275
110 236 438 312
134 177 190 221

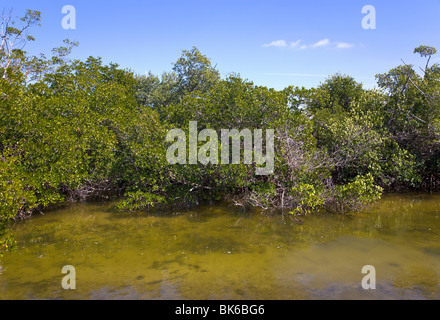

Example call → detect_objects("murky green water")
1 193 440 300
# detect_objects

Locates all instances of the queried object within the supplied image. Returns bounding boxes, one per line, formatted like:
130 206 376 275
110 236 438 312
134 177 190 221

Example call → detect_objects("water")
1 193 440 300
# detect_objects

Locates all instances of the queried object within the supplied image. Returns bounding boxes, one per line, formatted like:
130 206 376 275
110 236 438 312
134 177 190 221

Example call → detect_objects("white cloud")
336 42 354 49
311 38 330 48
262 40 287 48
290 39 302 48
262 38 354 50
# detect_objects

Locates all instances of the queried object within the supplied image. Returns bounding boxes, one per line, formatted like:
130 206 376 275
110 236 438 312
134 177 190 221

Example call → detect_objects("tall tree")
172 46 220 95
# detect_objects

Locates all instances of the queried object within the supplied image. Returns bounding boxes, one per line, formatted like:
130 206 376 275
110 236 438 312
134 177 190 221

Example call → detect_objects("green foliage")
414 45 437 58
134 71 180 115
247 182 277 209
115 191 166 212
134 47 220 118
330 174 383 214
290 183 325 215
376 45 440 189
307 73 364 112
162 76 294 206
166 75 291 130
172 46 220 95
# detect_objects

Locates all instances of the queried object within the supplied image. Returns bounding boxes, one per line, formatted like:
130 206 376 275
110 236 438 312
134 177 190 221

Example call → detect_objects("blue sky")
3 0 440 89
